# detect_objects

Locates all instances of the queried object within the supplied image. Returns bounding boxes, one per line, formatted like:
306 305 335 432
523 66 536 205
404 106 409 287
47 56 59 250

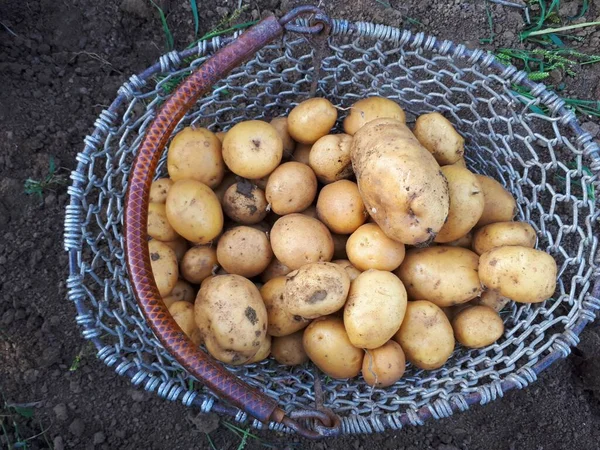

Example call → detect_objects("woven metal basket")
64 7 600 437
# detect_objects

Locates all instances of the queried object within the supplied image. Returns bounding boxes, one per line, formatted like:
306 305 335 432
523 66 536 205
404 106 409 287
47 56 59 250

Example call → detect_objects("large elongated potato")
475 175 517 227
393 300 455 370
148 239 178 297
288 98 337 144
472 221 536 255
479 246 557 303
413 112 464 165
351 119 449 245
452 305 504 348
344 270 407 349
434 165 484 243
395 246 482 306
343 97 406 135
260 276 310 336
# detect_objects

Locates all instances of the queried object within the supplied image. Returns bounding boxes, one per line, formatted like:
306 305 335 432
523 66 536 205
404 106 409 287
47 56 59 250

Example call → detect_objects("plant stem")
526 21 600 37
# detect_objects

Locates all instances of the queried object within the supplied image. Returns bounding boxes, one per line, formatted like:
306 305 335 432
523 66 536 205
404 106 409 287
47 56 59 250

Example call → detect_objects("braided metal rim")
64 18 600 434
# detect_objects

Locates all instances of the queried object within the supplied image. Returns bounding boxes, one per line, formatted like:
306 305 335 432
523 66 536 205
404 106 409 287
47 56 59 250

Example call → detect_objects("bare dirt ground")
1 0 600 449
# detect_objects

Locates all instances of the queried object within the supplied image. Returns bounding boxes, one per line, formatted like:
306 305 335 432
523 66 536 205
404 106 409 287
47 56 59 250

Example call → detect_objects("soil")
1 0 600 449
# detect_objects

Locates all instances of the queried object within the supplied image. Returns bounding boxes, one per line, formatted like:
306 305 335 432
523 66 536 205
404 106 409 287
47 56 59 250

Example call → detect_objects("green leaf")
12 406 34 418
190 0 199 37
150 0 174 51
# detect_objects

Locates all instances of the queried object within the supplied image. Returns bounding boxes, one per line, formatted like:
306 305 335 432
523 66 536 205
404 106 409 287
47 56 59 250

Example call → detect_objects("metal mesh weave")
64 20 600 434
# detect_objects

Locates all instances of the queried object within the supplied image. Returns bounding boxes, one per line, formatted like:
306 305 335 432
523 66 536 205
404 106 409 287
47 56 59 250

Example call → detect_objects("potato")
168 279 195 302
441 302 472 322
148 239 178 297
222 120 283 178
270 214 334 270
475 289 511 312
303 316 364 379
217 226 273 278
452 305 504 348
413 112 464 165
270 117 296 159
147 203 179 242
260 257 292 283
168 301 197 338
299 205 318 219
167 127 224 188
475 175 517 227
395 246 481 306
284 262 350 319
288 98 337 144
180 245 217 284
445 231 473 248
265 162 317 215
261 276 310 336
331 233 348 260
316 180 367 234
479 246 557 303
351 119 449 245
346 223 405 272
215 131 226 143
271 331 308 366
343 97 406 136
434 166 484 243
166 179 223 244
308 134 353 184
149 178 173 203
472 221 536 255
161 236 188 263
222 180 268 224
248 335 271 364
362 341 406 387
452 157 467 168
195 274 268 365
292 143 312 165
213 172 238 204
332 259 361 281
393 300 455 370
344 270 407 348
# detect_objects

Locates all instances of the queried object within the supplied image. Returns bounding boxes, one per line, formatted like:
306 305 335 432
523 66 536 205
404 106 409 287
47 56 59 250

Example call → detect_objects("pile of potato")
147 96 558 387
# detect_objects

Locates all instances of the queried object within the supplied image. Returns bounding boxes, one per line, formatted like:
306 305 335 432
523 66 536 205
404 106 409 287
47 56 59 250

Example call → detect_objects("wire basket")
64 8 600 437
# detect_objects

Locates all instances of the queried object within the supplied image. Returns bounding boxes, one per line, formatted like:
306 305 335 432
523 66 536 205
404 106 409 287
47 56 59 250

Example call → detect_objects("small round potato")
452 305 504 348
265 162 317 215
331 234 348 260
288 98 338 144
149 178 173 203
303 316 364 379
270 117 296 159
332 259 361 281
260 258 292 283
161 236 188 263
148 203 179 242
270 214 334 270
217 226 273 278
475 289 511 312
165 179 223 244
346 223 405 272
475 175 517 227
148 239 178 297
222 120 283 178
271 330 308 366
317 180 367 234
413 112 464 165
261 276 310 336
248 335 271 363
395 246 481 306
472 221 536 255
285 262 350 319
292 143 312 165
213 172 238 204
222 180 269 224
308 134 354 184
181 245 218 284
168 301 197 338
344 270 408 349
167 127 224 188
393 300 455 370
479 246 557 303
362 341 406 387
343 96 406 135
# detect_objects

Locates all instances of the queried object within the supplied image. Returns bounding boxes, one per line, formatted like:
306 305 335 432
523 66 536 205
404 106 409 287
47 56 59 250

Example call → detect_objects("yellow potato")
479 246 557 303
393 300 455 370
180 245 217 284
215 131 226 143
161 236 188 263
248 335 271 364
147 203 179 242
303 316 364 379
216 226 273 278
149 178 173 203
434 165 484 243
452 305 504 348
148 239 178 297
260 258 292 283
288 98 338 144
167 127 224 188
299 205 318 219
265 162 317 215
165 179 223 244
472 221 536 255
413 112 464 165
332 259 361 281
168 301 197 337
475 175 517 227
346 223 406 272
445 231 473 248
475 289 511 312
291 143 312 165
343 97 406 135
222 180 269 225
222 120 283 178
344 270 407 349
395 246 482 306
362 341 406 387
452 157 467 168
308 134 353 184
270 117 296 159
213 172 238 204
271 330 309 366
316 180 367 234
168 279 195 302
260 276 310 336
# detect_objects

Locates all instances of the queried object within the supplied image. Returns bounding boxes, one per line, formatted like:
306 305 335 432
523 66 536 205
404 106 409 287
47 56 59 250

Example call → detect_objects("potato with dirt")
362 340 406 387
216 226 273 278
316 180 367 234
260 276 310 336
222 180 269 224
346 223 405 271
271 330 309 366
472 221 536 255
413 112 464 165
288 98 337 144
180 245 217 284
343 96 406 135
148 239 178 297
332 259 361 281
452 305 504 348
308 134 354 184
149 178 173 203
265 162 317 215
475 175 517 227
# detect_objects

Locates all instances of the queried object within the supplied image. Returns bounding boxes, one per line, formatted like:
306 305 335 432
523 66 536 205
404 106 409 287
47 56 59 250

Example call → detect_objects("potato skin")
265 162 317 215
413 112 464 165
270 117 296 159
316 180 367 235
472 221 536 255
362 341 406 387
260 276 310 336
216 226 273 278
351 119 449 245
393 300 455 370
479 246 557 303
168 279 196 303
271 331 308 366
343 97 406 135
344 270 408 349
148 240 178 297
288 98 337 144
303 316 364 379
161 236 188 263
445 231 473 248
346 223 405 271
248 335 271 363
395 246 482 306
291 143 312 165
332 259 361 281
181 245 217 284
148 203 179 242
149 178 173 203
308 134 354 184
168 301 197 338
213 172 238 204
475 175 517 227
452 305 504 348
222 180 269 224
260 258 292 283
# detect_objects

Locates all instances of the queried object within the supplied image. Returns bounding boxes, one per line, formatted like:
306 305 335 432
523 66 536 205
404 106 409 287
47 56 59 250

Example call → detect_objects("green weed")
151 0 174 51
480 0 496 44
23 157 68 200
0 392 53 450
190 0 199 37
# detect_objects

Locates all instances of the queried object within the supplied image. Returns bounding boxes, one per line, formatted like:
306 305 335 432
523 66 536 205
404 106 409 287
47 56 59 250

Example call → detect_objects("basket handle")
123 7 341 439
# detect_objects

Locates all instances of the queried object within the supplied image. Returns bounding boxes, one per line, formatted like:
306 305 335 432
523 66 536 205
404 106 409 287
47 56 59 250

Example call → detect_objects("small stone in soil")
53 436 65 450
53 403 68 421
187 412 219 434
93 431 106 445
68 417 85 437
